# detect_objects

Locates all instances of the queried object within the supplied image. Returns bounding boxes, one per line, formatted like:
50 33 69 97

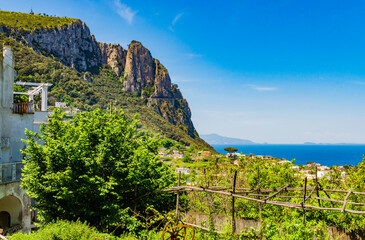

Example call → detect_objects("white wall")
0 48 33 232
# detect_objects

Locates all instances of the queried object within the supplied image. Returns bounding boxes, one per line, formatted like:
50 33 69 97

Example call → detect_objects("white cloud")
248 84 277 92
172 12 184 25
113 0 137 24
169 12 184 31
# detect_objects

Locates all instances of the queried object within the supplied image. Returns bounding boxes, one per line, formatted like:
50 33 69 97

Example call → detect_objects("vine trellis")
159 166 365 236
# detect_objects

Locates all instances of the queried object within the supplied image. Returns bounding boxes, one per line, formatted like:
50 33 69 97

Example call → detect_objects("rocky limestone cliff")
1 15 198 139
2 20 102 72
123 41 155 93
99 42 126 76
121 41 197 137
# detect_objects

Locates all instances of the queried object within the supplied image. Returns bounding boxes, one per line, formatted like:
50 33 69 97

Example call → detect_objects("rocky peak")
123 41 155 94
98 42 126 76
118 41 197 137
151 59 172 99
18 21 101 72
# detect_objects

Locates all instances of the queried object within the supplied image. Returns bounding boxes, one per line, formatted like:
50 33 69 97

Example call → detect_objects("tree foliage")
223 147 238 153
21 109 176 231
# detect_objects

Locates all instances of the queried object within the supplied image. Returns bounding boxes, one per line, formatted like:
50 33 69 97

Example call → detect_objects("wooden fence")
164 167 365 236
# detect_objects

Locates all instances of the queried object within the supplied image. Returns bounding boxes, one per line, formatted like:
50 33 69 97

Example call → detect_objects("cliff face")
99 42 126 76
9 21 102 72
2 17 197 138
123 41 155 93
120 41 197 137
99 41 198 137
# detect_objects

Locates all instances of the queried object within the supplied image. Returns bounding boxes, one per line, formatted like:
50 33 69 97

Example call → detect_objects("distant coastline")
212 144 365 167
201 133 364 146
201 133 259 145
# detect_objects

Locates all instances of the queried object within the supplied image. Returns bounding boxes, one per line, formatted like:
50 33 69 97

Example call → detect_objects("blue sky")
2 0 365 143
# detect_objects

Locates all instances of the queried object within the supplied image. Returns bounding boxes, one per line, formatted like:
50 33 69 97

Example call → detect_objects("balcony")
0 162 23 184
12 102 34 114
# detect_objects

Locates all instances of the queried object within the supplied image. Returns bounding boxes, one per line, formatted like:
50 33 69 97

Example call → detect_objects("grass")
0 10 78 31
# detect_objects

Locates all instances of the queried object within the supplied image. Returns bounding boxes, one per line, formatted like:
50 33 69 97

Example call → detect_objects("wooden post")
341 187 353 213
318 182 335 207
232 170 237 236
302 177 307 225
204 168 208 188
176 171 181 219
315 166 321 207
257 162 262 220
204 168 214 232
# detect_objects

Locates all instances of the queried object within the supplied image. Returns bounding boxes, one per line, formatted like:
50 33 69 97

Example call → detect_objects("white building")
55 102 67 108
0 47 50 233
317 170 330 179
291 166 300 171
175 168 190 175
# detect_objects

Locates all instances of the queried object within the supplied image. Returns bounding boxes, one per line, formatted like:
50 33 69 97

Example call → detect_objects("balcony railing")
12 102 34 114
0 162 23 184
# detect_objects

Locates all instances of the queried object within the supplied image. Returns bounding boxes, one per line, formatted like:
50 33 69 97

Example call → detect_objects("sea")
212 144 365 167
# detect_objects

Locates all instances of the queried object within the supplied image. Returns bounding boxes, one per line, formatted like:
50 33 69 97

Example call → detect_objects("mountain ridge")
0 10 212 151
201 134 258 145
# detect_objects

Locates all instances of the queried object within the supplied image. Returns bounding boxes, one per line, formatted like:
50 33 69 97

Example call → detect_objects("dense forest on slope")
0 33 214 151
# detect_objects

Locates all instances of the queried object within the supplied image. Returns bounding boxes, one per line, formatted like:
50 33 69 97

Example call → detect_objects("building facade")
0 47 49 233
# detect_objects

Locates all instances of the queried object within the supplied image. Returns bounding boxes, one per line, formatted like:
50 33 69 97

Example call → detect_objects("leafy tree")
224 147 238 153
21 109 176 232
161 138 174 149
182 153 193 163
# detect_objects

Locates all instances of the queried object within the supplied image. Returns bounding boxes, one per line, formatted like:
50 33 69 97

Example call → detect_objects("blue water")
212 144 365 167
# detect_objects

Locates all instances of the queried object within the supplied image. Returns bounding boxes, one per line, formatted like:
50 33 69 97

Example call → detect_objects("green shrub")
9 220 118 240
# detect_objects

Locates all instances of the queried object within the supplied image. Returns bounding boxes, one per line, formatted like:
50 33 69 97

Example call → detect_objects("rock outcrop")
121 41 197 137
15 21 101 72
98 42 126 76
123 41 155 93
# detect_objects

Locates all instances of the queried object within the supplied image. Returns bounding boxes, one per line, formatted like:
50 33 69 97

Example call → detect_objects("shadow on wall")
0 196 22 230
0 211 10 229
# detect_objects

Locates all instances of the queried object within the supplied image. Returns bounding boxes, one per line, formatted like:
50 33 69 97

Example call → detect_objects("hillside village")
158 147 347 182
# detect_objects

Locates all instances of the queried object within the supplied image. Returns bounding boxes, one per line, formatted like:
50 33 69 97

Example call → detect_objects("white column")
41 86 47 112
3 48 14 107
0 52 3 108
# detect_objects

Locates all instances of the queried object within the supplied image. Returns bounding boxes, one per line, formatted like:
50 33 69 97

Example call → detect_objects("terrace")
11 82 52 114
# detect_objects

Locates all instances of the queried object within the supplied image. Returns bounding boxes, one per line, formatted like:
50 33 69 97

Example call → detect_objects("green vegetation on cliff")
0 10 78 31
